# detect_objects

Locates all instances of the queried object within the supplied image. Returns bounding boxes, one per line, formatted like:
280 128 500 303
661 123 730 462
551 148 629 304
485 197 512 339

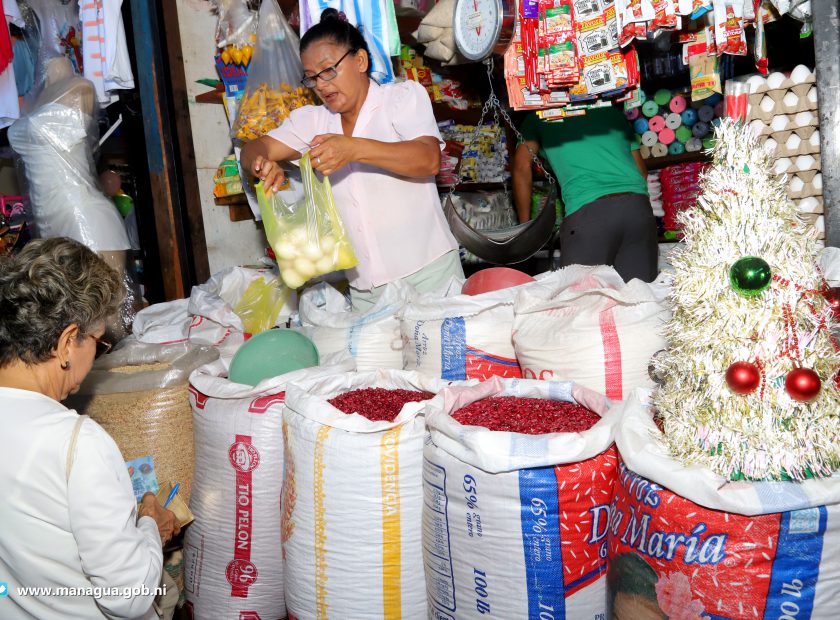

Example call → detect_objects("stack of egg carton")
746 65 823 241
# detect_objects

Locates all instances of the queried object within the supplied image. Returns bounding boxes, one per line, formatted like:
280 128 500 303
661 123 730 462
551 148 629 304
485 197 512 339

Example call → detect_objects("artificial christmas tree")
653 119 840 481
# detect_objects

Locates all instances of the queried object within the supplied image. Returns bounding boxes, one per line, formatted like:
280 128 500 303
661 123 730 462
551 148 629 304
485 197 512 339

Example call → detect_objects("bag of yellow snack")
256 153 358 289
231 0 316 142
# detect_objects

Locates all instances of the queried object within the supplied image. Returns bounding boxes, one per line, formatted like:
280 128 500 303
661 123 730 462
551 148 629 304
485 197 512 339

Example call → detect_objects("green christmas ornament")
729 256 772 296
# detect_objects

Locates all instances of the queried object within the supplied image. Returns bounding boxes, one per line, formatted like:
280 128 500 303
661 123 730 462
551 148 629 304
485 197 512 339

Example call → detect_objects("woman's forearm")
240 135 301 172
354 137 441 177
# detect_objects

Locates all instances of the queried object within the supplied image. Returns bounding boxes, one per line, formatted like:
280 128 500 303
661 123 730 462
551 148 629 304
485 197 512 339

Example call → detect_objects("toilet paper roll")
698 105 716 122
642 130 659 147
633 118 650 134
658 128 676 145
651 143 668 158
665 112 682 129
685 137 703 152
680 108 698 126
675 125 693 143
692 121 710 138
649 115 666 132
668 141 686 155
642 100 660 117
669 95 687 113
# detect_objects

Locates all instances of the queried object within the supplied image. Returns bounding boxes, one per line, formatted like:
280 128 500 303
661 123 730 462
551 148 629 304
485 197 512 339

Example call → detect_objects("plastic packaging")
213 0 256 49
257 153 358 289
231 0 315 141
232 274 291 334
64 341 219 503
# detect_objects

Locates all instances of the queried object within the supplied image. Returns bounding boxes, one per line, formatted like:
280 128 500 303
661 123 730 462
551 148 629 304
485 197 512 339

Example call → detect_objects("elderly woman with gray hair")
0 238 179 619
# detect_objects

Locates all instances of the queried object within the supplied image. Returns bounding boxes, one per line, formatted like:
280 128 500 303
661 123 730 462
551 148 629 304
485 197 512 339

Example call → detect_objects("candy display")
233 83 316 141
437 121 509 185
659 161 707 233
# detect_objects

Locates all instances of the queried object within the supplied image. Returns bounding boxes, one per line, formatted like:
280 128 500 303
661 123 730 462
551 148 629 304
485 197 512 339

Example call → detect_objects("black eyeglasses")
92 335 113 359
301 49 354 89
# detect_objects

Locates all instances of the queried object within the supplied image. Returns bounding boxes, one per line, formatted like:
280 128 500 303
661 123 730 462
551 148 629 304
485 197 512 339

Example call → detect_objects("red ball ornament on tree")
825 287 840 320
785 368 822 402
726 361 761 395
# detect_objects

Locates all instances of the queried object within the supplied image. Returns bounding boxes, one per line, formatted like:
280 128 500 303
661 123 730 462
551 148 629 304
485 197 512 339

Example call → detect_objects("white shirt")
267 80 458 290
0 388 162 619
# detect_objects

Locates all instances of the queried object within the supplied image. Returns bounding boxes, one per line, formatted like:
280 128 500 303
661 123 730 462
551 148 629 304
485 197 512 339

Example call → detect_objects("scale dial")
452 0 515 61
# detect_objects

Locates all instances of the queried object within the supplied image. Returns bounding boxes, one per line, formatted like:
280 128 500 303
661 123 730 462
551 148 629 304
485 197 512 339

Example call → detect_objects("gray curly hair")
0 238 124 367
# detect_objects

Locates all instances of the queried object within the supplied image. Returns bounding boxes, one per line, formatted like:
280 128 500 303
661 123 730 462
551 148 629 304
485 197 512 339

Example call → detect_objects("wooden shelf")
645 151 710 170
195 88 224 105
214 193 254 222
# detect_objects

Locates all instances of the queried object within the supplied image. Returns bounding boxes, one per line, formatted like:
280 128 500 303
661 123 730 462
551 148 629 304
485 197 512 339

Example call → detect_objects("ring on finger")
317 156 321 164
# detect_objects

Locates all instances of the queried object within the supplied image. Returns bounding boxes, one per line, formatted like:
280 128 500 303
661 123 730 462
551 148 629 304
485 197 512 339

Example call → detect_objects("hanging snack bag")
257 153 358 290
231 0 316 142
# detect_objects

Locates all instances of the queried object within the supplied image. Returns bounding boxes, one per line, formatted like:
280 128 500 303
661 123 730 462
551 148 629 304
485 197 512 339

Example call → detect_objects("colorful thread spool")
692 121 710 138
669 95 687 113
651 143 668 158
665 112 682 130
642 100 660 118
633 118 650 134
680 108 698 126
675 125 693 143
658 127 676 145
698 105 716 122
648 115 666 132
641 130 659 147
668 141 686 155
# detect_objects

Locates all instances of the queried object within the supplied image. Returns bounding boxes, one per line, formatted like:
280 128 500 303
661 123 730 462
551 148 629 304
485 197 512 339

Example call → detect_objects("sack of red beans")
513 264 669 400
607 389 840 620
295 281 409 370
282 370 461 620
423 376 619 619
184 359 352 620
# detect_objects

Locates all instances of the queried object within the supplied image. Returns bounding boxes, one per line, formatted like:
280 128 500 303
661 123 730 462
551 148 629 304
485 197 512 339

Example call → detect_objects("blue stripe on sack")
565 564 606 592
762 506 827 620
519 467 565 620
347 305 393 357
465 346 520 366
440 317 467 381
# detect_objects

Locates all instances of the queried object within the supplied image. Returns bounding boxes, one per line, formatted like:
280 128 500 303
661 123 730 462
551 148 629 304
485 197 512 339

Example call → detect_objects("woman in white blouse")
0 238 179 619
241 8 462 311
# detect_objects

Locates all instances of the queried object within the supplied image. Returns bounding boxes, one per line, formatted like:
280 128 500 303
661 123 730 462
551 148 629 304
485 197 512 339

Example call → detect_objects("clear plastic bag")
257 153 358 289
231 0 315 142
213 0 256 49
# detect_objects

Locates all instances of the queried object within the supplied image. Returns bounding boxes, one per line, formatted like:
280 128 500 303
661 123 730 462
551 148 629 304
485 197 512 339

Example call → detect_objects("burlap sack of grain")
66 339 218 502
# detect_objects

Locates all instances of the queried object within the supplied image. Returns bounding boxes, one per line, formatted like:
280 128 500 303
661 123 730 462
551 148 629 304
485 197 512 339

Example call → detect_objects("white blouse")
268 79 458 290
0 388 162 619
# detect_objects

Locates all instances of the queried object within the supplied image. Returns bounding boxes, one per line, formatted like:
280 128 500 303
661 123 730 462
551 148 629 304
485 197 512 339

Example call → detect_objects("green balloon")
730 256 772 297
229 329 319 386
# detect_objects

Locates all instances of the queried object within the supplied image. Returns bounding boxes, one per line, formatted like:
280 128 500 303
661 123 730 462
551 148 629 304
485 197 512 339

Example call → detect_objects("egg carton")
748 92 819 121
764 131 821 158
795 196 824 215
798 213 825 237
773 154 822 178
787 173 823 200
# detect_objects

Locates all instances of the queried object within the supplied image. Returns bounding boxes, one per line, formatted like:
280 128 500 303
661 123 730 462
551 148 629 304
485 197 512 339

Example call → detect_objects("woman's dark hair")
300 9 371 76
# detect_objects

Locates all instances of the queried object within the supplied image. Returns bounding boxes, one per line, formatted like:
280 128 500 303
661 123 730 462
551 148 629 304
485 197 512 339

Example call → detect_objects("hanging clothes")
0 0 25 129
0 0 14 75
299 0 400 84
78 0 134 104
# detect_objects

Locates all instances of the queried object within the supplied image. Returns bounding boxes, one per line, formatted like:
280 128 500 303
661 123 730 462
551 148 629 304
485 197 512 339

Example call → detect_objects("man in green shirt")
513 105 657 282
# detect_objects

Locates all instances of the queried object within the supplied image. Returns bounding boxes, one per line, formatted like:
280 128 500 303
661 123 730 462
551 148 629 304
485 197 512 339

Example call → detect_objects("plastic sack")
233 274 291 335
184 359 352 620
213 0 256 49
64 340 219 502
608 389 840 619
257 154 358 289
231 0 315 141
282 370 456 619
8 59 131 253
423 377 618 619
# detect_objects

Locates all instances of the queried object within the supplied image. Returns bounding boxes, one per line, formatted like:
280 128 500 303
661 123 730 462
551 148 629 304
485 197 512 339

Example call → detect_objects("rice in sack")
607 390 840 620
423 377 618 619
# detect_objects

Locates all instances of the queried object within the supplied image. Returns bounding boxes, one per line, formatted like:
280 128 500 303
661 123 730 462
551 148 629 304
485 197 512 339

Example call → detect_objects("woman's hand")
251 155 285 193
309 134 358 176
139 492 181 545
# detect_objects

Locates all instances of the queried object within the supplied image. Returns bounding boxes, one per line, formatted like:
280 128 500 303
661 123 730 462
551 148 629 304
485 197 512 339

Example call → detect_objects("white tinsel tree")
653 119 840 481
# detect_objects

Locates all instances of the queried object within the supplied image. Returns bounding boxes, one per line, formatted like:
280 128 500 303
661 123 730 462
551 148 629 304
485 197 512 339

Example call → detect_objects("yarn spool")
680 108 698 126
651 143 668 158
698 105 716 122
669 95 687 113
642 100 660 118
692 121 710 138
685 137 703 152
633 118 650 134
654 89 672 106
641 130 659 147
668 141 686 155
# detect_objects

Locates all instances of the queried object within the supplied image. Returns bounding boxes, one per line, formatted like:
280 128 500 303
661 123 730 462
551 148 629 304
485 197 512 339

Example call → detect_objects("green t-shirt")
520 107 647 217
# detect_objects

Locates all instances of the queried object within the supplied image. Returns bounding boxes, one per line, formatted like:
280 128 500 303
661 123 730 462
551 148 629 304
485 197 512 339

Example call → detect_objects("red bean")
452 397 600 434
328 388 435 422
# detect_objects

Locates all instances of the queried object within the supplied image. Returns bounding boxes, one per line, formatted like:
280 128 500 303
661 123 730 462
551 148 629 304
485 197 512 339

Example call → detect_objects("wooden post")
129 0 210 299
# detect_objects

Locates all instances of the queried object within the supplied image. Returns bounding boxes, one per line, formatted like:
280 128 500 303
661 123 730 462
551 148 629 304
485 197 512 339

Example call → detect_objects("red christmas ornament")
726 361 761 395
785 368 822 402
825 287 840 320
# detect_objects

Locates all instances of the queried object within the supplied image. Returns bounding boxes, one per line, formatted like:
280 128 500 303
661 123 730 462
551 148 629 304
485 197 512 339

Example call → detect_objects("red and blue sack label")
440 317 522 381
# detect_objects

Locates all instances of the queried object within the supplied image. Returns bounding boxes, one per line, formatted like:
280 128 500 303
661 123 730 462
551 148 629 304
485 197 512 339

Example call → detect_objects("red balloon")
825 287 840 320
725 361 760 395
785 368 822 402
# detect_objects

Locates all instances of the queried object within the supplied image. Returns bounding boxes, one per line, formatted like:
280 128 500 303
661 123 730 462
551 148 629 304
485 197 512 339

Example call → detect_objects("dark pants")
559 193 658 282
